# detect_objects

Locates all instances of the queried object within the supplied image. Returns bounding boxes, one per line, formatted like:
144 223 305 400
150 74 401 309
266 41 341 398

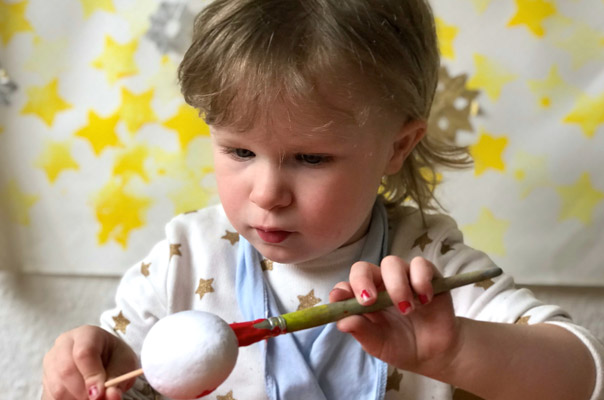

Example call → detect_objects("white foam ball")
141 311 239 399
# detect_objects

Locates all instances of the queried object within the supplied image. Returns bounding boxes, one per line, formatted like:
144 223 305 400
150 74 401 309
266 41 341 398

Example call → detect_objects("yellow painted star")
75 110 122 155
298 289 322 310
92 179 152 248
527 65 573 109
563 91 604 138
556 23 604 69
21 79 72 126
386 368 403 392
462 208 509 256
112 311 130 334
113 145 149 182
435 17 458 60
468 0 492 13
469 130 508 176
121 0 157 37
507 0 557 37
25 36 69 82
556 173 604 225
79 0 116 19
0 1 33 45
0 180 39 226
149 56 181 104
35 139 80 183
511 151 550 198
92 36 139 84
467 54 517 101
118 87 158 134
163 104 210 150
221 230 240 245
195 278 215 300
168 178 215 215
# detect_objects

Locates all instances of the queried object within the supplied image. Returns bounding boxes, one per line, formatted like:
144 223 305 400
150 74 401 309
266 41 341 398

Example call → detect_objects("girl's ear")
384 120 426 175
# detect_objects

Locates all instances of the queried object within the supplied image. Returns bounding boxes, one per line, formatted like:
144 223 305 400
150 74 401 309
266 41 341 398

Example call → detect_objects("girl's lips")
255 228 291 244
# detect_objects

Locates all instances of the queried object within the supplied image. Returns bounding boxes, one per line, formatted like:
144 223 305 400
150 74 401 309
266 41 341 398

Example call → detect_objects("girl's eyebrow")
311 120 335 133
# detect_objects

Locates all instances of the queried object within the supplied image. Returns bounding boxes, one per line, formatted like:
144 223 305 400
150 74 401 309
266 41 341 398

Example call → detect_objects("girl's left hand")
329 256 462 375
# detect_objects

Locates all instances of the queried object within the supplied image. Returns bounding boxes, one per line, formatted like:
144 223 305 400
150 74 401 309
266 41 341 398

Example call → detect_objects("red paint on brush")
230 318 284 347
195 387 217 398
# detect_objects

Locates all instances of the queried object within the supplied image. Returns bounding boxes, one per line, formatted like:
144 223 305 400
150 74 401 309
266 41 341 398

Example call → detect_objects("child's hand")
42 325 138 400
329 256 461 375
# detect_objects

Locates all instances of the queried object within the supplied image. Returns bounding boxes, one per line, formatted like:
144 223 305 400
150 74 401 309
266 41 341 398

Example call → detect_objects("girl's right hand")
42 325 138 400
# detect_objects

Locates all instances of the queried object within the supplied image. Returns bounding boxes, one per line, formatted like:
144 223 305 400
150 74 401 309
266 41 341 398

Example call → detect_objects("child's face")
210 101 416 264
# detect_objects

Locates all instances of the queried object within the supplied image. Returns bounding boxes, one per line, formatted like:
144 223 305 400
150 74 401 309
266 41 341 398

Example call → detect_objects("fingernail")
360 290 371 303
88 385 99 399
418 294 429 305
398 301 412 314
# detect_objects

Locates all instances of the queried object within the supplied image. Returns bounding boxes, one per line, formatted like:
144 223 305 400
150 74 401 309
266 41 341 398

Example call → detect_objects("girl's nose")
249 165 292 210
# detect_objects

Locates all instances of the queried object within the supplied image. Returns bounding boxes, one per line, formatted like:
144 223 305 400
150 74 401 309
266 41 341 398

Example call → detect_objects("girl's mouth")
255 228 291 244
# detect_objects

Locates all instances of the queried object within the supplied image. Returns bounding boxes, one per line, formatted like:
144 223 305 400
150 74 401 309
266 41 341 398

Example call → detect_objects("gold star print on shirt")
386 368 403 392
221 230 239 245
140 262 150 276
169 243 181 259
474 278 495 290
297 289 321 310
440 240 454 255
261 259 273 271
216 390 236 400
113 311 130 334
195 278 214 300
412 232 433 252
515 315 531 325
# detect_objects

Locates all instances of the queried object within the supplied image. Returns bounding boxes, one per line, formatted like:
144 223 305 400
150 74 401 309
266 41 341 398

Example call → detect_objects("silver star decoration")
146 2 195 56
0 67 18 106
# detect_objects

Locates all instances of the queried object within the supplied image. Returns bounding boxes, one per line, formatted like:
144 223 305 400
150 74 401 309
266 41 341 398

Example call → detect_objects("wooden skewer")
104 368 144 388
105 267 502 388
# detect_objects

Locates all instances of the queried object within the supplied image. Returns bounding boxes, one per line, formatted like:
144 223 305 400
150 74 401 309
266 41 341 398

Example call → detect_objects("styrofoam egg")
141 311 238 399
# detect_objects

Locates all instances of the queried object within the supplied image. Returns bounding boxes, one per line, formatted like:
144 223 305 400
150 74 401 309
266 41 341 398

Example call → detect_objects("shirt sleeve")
428 218 604 400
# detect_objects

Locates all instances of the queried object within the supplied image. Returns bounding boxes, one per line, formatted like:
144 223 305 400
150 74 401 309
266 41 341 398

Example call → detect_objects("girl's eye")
232 148 255 158
296 154 328 165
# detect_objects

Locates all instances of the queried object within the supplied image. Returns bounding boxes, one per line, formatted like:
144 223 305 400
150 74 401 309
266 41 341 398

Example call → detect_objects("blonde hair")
178 0 470 213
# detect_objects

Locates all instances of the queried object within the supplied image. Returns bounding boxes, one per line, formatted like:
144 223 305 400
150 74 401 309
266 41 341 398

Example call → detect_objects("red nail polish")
88 385 99 399
398 301 412 314
419 294 429 305
360 290 371 302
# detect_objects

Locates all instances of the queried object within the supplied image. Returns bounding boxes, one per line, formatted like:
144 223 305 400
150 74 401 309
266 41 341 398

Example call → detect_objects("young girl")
42 0 603 399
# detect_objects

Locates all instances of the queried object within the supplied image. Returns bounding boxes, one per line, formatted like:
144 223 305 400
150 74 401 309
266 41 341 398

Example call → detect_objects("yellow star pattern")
75 110 122 155
118 88 158 134
467 54 517 101
469 131 508 176
0 180 39 226
468 0 492 13
507 0 557 37
92 36 139 84
79 0 116 19
113 145 149 182
148 56 181 104
21 79 73 126
435 17 459 60
195 278 215 300
412 232 433 252
556 173 604 225
25 36 69 82
298 289 322 310
0 1 33 45
511 151 551 198
527 66 573 109
170 243 182 259
386 368 403 392
140 262 150 277
563 91 604 138
221 230 240 245
112 311 130 334
35 139 80 183
216 390 236 400
92 179 152 248
168 180 215 216
556 23 604 69
163 104 211 150
462 208 509 256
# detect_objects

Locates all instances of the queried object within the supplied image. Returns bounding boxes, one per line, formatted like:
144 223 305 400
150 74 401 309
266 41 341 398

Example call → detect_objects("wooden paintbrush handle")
280 267 502 332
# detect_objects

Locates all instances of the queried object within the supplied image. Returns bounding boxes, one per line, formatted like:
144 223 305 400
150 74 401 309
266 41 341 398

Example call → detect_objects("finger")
409 257 436 305
329 281 353 302
104 337 140 395
380 255 414 315
105 387 123 400
72 326 111 399
45 335 87 399
349 261 383 305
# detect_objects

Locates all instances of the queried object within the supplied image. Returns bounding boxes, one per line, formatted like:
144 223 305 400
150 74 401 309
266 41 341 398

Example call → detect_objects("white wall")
1 271 603 400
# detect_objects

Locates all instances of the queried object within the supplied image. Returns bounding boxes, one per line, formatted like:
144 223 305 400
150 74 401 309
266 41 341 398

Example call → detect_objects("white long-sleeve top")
100 204 603 400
